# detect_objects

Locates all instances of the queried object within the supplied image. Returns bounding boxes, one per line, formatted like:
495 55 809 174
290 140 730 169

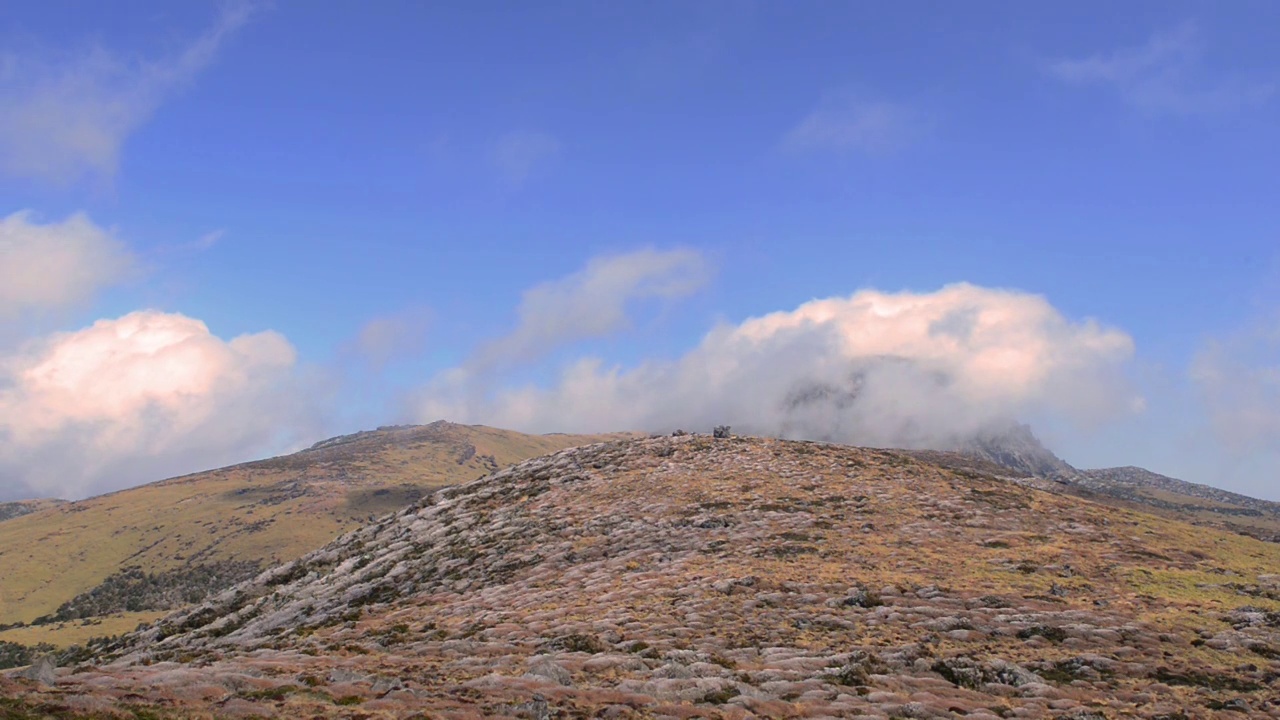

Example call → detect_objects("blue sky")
1 1 1278 500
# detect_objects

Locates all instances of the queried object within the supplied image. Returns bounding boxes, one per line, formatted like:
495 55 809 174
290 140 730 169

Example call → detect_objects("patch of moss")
1017 625 1068 643
1151 666 1262 693
240 684 297 701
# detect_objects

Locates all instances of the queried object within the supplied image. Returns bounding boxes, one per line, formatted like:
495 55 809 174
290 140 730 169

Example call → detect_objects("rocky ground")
3 435 1279 718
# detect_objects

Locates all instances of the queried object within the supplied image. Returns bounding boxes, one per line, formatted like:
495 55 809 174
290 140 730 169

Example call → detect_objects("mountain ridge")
948 423 1280 543
1080 465 1280 512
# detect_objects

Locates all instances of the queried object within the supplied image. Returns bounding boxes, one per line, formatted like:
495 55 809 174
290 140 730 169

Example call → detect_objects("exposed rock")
0 435 1276 718
10 654 57 685
524 659 572 686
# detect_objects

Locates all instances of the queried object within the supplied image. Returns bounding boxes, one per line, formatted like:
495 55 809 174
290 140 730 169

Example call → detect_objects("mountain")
1076 466 1280 544
6 434 1277 718
1080 465 1280 512
0 422 632 645
957 423 1082 482
910 423 1280 545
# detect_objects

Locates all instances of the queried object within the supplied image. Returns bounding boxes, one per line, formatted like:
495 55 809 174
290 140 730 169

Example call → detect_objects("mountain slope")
11 435 1276 719
0 499 65 524
0 422 632 630
925 424 1280 544
1076 466 1280 543
1082 465 1279 511
959 423 1081 482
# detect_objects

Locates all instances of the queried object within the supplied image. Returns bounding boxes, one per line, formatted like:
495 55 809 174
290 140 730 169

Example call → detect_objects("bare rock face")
8 654 57 685
4 435 1279 718
960 422 1082 482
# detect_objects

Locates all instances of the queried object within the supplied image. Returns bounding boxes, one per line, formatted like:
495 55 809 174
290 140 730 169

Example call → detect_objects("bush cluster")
32 560 261 625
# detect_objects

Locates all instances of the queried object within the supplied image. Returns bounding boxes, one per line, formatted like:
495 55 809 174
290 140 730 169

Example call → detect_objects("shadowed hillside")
6 434 1275 718
0 500 65 524
0 422 632 639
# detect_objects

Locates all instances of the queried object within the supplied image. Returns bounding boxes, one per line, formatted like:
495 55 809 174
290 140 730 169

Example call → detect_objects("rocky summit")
4 434 1280 719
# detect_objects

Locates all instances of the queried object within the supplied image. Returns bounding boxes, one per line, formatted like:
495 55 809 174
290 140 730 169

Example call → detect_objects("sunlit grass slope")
0 421 633 628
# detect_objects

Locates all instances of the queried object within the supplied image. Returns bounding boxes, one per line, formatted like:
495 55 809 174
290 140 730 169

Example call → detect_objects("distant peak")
958 422 1079 480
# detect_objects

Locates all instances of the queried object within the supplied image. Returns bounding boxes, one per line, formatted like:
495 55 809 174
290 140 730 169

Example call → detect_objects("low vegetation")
0 641 54 671
0 422 632 632
4 434 1275 718
30 561 261 625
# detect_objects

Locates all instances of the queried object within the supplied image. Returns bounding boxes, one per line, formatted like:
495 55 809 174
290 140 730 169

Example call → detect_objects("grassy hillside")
7 434 1276 718
0 421 632 632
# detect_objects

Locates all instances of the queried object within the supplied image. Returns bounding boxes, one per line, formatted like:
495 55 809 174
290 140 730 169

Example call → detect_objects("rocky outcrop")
959 423 1082 482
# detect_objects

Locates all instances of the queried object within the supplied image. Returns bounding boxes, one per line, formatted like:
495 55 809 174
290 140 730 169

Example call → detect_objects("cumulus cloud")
0 2 258 184
784 95 921 154
0 210 134 317
418 283 1140 448
1047 22 1275 115
1190 317 1280 452
489 130 561 187
470 247 710 371
0 310 319 500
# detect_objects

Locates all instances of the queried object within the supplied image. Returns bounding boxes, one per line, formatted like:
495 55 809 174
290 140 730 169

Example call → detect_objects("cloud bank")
0 310 317 500
0 2 257 184
0 210 134 317
418 282 1140 449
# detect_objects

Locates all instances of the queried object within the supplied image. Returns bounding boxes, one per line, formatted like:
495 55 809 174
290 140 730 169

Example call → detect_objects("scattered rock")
11 654 57 685
525 659 572 686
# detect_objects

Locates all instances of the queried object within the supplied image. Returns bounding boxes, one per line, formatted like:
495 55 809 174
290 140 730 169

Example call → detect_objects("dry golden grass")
0 422 633 627
0 612 163 647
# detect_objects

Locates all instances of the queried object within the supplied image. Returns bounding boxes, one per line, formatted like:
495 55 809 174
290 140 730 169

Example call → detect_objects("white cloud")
784 95 920 154
489 130 561 187
0 210 134 317
470 247 710 371
191 229 224 251
349 308 432 370
1190 316 1280 452
1048 22 1275 115
418 282 1140 448
0 310 319 500
0 2 258 184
